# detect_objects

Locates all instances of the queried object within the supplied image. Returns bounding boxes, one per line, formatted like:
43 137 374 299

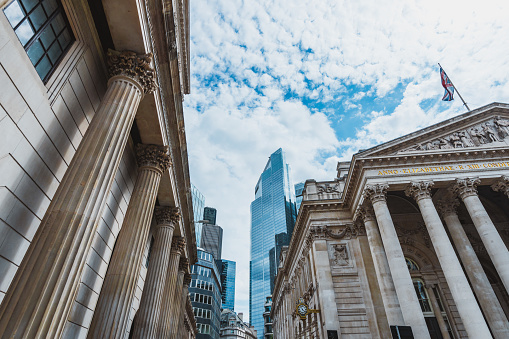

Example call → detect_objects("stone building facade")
0 0 197 338
272 103 509 339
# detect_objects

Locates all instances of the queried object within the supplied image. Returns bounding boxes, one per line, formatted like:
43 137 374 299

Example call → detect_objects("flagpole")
438 63 470 111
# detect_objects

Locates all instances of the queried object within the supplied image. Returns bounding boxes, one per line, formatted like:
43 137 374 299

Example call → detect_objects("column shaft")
440 200 509 338
88 144 169 338
406 182 492 338
425 286 450 339
131 207 180 338
157 238 185 338
0 50 154 339
452 178 509 293
168 265 186 339
361 209 404 326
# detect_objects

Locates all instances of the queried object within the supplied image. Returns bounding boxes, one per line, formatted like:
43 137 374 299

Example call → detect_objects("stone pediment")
356 103 509 158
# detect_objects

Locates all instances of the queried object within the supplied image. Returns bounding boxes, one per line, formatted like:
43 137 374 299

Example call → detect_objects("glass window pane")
35 55 51 79
20 0 39 13
47 41 61 63
42 0 58 16
39 26 55 48
27 39 44 65
14 19 34 45
29 4 47 31
4 1 25 27
51 13 65 34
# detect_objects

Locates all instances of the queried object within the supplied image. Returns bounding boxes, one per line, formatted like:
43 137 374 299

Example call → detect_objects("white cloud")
184 0 509 321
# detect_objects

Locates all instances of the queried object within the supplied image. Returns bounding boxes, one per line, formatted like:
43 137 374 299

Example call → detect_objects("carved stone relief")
399 116 509 153
316 183 340 194
310 224 366 240
329 244 349 267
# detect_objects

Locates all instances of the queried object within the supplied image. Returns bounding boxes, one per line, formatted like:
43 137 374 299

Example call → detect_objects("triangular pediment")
356 103 509 158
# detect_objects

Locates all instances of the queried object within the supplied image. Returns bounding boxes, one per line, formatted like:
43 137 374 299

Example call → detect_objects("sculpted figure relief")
331 244 349 266
400 117 509 153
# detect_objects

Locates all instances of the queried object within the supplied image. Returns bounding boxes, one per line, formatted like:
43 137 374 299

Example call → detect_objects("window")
406 257 420 271
413 279 432 313
3 0 74 82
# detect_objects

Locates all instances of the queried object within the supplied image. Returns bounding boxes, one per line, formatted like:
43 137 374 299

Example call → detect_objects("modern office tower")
263 296 273 339
192 183 206 246
295 182 305 212
204 207 218 225
190 248 223 339
250 148 297 338
220 259 236 311
201 224 224 261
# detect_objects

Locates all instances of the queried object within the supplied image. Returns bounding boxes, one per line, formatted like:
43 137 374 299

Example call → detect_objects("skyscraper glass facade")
191 183 205 246
249 148 297 338
220 259 236 311
190 248 222 339
295 182 305 212
201 224 223 261
203 207 217 225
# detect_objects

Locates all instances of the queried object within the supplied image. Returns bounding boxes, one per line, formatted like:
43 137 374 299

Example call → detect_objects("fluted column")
357 205 404 327
131 206 181 338
406 181 492 338
157 237 186 338
451 177 509 292
364 184 430 339
425 285 450 339
177 273 192 339
437 198 509 338
0 50 155 339
168 258 188 339
88 144 170 338
492 176 509 198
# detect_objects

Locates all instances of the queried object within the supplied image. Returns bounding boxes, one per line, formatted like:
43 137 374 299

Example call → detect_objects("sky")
183 0 509 320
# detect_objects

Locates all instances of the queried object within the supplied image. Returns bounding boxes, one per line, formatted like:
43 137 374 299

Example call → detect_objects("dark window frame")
3 0 75 83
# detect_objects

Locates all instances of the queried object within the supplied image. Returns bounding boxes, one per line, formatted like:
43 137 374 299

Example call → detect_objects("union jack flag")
440 67 454 101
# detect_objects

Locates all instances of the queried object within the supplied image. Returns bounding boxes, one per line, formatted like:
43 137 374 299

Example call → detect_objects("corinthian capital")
107 49 156 94
405 181 434 202
179 257 189 273
136 144 171 173
154 206 180 226
364 184 389 204
491 176 509 197
355 205 376 223
449 177 480 199
171 237 186 255
436 198 460 218
183 273 192 287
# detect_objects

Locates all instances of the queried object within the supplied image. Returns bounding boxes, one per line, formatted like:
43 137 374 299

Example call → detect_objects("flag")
440 67 454 101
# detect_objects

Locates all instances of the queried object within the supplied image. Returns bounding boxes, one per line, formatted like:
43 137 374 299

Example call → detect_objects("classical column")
364 184 430 339
168 258 188 339
0 50 155 338
157 237 186 338
177 273 192 339
424 285 450 339
357 205 404 327
492 176 509 197
437 198 509 338
405 181 492 338
451 177 509 292
131 206 181 338
88 144 170 338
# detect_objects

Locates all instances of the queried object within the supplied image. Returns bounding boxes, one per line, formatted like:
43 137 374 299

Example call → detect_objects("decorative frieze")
310 224 365 240
107 49 156 94
136 144 171 173
400 116 509 153
449 177 480 199
317 183 340 193
405 181 434 202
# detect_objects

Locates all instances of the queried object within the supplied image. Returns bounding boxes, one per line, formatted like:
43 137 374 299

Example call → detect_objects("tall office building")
201 224 224 261
249 148 297 338
192 183 206 246
204 207 218 225
220 259 236 311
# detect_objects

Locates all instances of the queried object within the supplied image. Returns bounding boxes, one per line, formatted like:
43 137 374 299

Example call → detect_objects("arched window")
405 257 419 271
413 279 432 313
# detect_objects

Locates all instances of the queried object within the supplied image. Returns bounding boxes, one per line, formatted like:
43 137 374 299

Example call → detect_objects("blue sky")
183 0 509 320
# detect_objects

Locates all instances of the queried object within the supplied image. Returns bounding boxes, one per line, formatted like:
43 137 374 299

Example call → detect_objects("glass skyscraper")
203 207 217 225
191 183 205 246
249 148 297 338
295 182 305 212
220 259 236 311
